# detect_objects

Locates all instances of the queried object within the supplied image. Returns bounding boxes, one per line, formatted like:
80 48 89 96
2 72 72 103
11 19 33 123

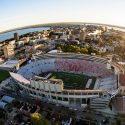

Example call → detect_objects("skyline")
1 0 125 32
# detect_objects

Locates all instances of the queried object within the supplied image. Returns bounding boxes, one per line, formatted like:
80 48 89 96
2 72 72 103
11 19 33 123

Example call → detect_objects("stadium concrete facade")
10 53 120 111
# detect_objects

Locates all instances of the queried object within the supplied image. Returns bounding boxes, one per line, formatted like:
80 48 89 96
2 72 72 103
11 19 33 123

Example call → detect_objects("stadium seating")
14 54 118 109
17 58 115 92
18 58 113 80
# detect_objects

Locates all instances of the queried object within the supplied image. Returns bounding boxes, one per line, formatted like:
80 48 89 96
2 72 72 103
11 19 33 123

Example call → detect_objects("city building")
79 30 86 42
16 40 25 48
3 40 15 59
0 58 26 71
14 32 19 41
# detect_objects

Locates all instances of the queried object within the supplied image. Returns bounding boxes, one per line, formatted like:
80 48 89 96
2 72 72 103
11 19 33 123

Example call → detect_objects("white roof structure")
10 72 30 84
48 50 62 54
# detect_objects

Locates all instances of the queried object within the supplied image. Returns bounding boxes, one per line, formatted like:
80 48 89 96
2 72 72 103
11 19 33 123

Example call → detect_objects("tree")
87 46 94 54
49 31 54 38
75 46 80 53
93 49 101 55
13 100 20 107
96 51 101 55
0 119 4 125
85 38 92 43
57 47 62 51
116 116 121 125
31 113 42 121
31 113 48 125
35 99 42 106
55 121 62 125
31 119 48 125
80 48 88 54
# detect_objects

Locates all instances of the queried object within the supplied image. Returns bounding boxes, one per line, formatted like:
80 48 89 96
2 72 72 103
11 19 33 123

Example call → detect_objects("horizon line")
1 21 125 34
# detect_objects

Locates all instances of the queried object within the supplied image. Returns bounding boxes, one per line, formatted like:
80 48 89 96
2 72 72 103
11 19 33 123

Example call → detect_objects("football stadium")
10 53 119 110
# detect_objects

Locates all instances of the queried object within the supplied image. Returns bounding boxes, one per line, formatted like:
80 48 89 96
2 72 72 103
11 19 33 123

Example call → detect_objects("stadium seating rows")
18 58 113 80
33 53 108 64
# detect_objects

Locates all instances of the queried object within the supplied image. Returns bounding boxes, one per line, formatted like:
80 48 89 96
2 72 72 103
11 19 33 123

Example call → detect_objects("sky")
0 0 125 32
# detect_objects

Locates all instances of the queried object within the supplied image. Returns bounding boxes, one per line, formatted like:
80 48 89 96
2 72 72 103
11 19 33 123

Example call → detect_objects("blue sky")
0 0 125 31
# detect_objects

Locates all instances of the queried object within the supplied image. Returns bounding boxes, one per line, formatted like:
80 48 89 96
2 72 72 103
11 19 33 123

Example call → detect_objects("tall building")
3 41 15 59
14 32 19 41
79 30 86 42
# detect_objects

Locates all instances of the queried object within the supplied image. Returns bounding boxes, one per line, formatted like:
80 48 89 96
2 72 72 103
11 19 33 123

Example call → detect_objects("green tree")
96 51 101 55
55 121 62 125
85 38 92 43
116 116 121 125
80 48 88 54
57 47 62 51
31 119 48 125
87 46 94 54
75 46 80 53
31 113 48 125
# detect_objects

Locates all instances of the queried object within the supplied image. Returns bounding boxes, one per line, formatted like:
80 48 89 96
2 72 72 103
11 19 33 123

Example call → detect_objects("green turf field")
0 70 10 82
50 72 96 89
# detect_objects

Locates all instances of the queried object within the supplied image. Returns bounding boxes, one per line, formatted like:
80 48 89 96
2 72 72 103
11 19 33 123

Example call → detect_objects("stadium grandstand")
10 53 119 110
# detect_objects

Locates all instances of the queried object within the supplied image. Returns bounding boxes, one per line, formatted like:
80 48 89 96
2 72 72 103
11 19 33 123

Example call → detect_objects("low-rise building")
16 40 25 48
0 60 19 71
32 44 44 51
0 59 26 71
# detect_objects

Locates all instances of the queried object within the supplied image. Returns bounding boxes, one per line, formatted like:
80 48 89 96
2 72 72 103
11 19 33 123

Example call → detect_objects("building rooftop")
0 101 7 109
10 72 30 84
1 96 14 103
48 49 62 54
0 60 19 69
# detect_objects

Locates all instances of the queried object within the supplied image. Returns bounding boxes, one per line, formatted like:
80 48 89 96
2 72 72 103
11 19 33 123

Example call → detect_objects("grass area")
50 72 96 89
0 70 10 82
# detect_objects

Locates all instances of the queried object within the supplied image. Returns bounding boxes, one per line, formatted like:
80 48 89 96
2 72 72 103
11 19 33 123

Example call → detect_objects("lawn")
0 70 10 82
50 72 96 89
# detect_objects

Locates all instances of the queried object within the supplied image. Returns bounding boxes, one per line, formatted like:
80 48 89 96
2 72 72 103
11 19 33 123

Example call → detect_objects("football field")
50 72 96 89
